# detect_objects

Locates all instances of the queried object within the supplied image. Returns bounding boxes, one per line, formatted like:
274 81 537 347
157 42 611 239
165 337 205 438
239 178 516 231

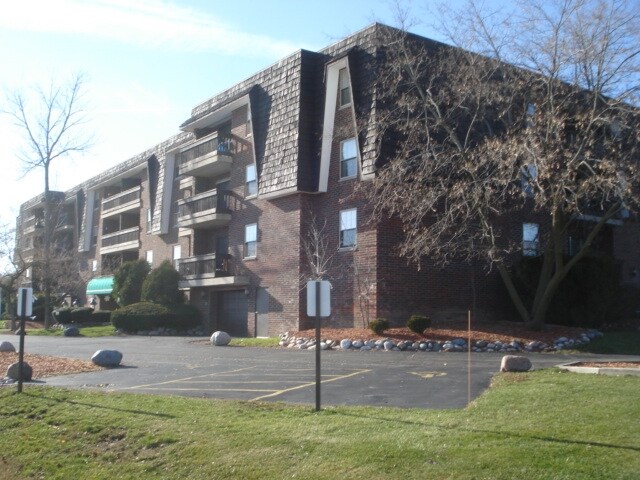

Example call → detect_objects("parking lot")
1 334 619 409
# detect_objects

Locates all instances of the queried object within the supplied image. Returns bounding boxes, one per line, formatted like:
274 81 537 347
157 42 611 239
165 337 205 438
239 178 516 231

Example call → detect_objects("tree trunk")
496 262 530 323
43 166 52 328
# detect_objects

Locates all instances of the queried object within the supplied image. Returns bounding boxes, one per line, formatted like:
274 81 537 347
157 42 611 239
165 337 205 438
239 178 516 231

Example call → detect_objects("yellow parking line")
250 368 371 402
125 366 257 390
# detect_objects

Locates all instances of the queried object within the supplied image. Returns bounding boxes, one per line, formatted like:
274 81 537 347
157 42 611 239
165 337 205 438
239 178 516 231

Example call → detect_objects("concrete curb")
557 362 640 377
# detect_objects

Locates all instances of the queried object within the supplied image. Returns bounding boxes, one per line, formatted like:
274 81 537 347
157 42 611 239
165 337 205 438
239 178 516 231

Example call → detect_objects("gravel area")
0 352 103 383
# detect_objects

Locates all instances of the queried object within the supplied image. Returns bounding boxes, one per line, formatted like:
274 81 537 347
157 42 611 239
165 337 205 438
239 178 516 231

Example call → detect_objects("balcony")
23 216 44 235
100 226 140 255
177 253 248 288
102 186 142 218
177 189 231 229
177 132 235 177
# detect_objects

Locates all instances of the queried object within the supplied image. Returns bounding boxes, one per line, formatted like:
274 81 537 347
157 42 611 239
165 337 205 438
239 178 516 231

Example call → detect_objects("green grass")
26 325 117 337
229 336 280 347
575 331 640 355
0 369 638 479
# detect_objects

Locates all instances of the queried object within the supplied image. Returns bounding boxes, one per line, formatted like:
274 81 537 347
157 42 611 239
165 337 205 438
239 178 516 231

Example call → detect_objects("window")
146 250 154 265
172 245 182 270
338 67 351 107
523 223 539 256
340 138 357 179
521 163 537 197
146 208 152 232
244 223 257 258
246 164 257 197
25 267 30 279
91 260 98 272
526 103 536 128
340 209 357 248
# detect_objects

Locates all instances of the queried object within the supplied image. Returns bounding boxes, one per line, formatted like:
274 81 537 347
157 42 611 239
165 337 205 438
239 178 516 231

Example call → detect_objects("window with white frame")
146 250 154 265
172 244 182 270
244 223 257 258
338 67 351 107
340 138 357 179
340 209 357 248
526 103 536 128
521 163 537 197
523 223 539 256
146 208 152 232
246 164 257 197
25 267 31 279
91 260 98 272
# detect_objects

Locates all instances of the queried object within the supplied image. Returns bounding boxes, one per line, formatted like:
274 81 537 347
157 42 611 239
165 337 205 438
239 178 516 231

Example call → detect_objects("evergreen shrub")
369 318 389 335
406 315 431 335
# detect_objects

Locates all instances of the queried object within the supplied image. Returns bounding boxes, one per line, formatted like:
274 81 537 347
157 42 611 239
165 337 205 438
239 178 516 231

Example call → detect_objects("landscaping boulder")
64 326 80 337
0 341 16 352
210 331 231 346
6 361 32 381
91 350 123 367
500 355 532 372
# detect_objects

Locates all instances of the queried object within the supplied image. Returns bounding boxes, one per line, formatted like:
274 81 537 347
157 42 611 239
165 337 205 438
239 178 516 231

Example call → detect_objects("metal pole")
17 288 27 394
315 281 321 412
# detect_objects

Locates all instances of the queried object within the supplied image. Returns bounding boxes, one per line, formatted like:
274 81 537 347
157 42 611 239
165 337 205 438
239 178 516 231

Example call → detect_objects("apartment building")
14 23 640 335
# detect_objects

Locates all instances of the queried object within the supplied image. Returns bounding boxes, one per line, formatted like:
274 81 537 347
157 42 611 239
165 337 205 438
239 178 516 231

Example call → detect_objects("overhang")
86 276 114 295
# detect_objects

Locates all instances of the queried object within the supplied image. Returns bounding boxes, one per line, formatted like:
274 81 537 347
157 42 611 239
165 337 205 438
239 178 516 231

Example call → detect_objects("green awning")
86 276 114 295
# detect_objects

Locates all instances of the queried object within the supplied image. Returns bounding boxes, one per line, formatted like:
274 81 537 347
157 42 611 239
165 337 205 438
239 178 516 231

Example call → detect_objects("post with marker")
16 287 33 394
306 280 330 411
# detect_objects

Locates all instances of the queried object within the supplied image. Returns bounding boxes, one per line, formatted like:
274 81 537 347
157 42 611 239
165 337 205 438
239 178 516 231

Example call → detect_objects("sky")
0 0 465 228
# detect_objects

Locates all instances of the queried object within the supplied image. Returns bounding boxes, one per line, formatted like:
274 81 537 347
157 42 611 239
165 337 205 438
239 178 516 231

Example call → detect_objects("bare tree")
369 0 640 328
3 73 91 327
0 223 31 329
351 258 377 328
301 214 335 282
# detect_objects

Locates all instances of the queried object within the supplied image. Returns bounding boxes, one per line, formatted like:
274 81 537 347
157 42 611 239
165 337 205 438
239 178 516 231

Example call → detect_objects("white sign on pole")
306 280 331 317
17 287 33 317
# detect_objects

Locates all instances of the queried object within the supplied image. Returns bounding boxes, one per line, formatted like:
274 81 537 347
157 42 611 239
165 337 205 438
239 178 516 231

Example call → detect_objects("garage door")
218 290 248 337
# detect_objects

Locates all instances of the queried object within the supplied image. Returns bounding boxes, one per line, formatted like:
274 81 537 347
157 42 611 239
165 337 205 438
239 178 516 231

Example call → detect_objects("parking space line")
250 368 371 402
125 366 257 390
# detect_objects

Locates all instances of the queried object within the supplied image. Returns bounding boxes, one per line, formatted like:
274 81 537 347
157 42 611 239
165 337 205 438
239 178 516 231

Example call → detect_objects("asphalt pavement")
2 334 637 409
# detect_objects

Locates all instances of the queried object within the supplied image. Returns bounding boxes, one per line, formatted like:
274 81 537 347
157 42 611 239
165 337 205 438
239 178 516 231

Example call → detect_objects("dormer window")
338 68 351 107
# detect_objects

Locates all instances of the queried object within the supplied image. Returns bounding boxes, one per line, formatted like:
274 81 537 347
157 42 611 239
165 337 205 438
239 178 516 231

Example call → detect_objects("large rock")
210 331 231 346
500 355 532 372
0 341 16 352
6 361 32 380
64 326 80 337
91 350 123 367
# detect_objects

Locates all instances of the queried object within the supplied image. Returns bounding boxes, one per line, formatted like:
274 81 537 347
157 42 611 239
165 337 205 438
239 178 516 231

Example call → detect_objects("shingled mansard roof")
181 23 396 196
20 23 408 211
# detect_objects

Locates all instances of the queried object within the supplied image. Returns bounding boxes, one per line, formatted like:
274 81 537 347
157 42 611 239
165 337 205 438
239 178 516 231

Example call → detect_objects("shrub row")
52 307 111 324
369 315 432 335
110 302 200 332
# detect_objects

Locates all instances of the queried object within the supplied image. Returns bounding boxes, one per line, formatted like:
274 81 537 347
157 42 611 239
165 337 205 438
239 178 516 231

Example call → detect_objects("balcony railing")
100 226 140 251
177 189 231 229
177 132 235 177
23 216 44 235
177 253 231 278
102 186 142 216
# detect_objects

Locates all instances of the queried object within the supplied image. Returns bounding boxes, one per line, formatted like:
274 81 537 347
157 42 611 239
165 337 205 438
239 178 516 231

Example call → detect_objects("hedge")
111 302 200 332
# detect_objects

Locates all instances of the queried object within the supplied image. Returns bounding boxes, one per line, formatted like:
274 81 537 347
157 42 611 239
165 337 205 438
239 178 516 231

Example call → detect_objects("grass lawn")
25 325 117 337
1 369 638 479
575 331 640 355
229 336 280 347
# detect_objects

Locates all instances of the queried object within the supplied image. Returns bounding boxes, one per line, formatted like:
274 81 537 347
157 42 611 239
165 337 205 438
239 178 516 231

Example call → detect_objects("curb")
557 362 640 377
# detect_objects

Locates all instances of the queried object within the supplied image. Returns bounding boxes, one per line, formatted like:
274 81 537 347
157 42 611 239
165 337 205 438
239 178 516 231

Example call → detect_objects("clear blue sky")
0 0 462 225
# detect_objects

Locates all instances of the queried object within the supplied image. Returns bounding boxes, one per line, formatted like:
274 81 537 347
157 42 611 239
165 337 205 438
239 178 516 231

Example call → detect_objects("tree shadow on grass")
332 410 640 453
23 390 176 419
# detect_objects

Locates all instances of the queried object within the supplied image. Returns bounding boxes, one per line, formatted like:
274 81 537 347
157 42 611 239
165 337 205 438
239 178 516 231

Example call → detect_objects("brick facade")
14 23 639 335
